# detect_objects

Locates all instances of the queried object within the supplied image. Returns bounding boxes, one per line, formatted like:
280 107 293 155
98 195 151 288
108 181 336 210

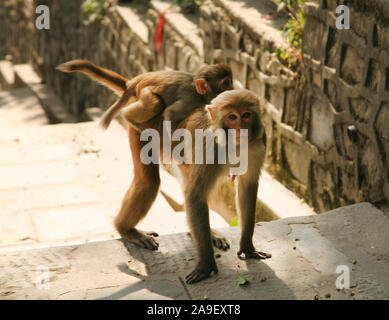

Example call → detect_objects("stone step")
13 64 77 123
258 170 315 220
1 203 387 300
0 59 16 90
0 87 49 128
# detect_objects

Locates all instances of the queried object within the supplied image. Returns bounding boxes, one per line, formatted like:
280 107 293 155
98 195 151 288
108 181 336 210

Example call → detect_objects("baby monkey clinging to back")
56 60 233 130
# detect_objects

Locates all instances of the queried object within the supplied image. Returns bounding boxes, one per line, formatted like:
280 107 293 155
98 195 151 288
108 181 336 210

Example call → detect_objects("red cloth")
154 6 171 54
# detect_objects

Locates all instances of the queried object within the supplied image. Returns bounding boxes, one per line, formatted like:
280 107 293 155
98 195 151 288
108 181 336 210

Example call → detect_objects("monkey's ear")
195 79 209 95
205 104 217 120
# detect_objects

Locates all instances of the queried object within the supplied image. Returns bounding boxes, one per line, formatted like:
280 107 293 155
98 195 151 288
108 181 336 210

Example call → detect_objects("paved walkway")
1 203 388 299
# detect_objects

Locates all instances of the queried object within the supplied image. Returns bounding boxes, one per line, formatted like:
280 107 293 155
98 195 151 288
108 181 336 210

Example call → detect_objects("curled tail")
56 59 128 95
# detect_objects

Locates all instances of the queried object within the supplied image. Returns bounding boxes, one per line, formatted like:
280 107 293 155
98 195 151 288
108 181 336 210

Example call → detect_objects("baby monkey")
56 60 233 131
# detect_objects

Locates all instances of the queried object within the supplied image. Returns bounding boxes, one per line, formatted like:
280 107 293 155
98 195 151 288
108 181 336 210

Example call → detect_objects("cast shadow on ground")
97 231 296 300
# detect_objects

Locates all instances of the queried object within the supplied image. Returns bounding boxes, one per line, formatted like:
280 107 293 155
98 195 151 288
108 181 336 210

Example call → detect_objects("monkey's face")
206 89 262 144
214 75 233 95
196 63 233 99
222 108 259 144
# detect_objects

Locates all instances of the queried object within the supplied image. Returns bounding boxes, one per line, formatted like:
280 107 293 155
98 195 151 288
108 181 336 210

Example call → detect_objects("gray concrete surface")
0 203 387 300
0 87 48 127
13 64 77 123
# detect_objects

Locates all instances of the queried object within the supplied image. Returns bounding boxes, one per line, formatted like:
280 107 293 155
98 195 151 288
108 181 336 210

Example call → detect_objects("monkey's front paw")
185 263 218 284
237 249 272 260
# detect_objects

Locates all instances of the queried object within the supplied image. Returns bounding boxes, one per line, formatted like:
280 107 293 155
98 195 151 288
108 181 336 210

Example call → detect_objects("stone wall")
1 0 389 212
0 0 104 115
0 0 35 63
301 0 389 211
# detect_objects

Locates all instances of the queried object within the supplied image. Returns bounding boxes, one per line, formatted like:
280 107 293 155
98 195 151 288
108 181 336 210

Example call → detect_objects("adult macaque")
122 89 270 283
173 89 270 283
56 60 233 130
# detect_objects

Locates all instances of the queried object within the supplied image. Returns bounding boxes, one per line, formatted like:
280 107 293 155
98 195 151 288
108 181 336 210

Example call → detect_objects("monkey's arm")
183 167 219 284
236 168 271 260
163 98 199 131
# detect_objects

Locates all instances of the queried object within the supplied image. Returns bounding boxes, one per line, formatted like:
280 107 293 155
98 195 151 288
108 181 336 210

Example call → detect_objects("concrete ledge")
116 4 148 44
151 0 204 58
1 202 387 300
13 64 77 123
210 0 288 48
258 171 316 220
0 60 16 90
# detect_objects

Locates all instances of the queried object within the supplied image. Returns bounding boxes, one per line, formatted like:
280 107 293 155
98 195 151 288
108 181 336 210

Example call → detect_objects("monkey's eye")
228 114 238 121
222 78 231 87
242 112 251 119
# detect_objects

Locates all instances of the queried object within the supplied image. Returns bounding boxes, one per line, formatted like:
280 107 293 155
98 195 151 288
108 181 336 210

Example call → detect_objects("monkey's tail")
99 82 137 129
56 59 128 95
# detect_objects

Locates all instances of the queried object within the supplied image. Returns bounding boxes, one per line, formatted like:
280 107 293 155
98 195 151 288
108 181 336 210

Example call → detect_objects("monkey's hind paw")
146 231 159 237
123 229 159 251
237 250 272 260
211 230 230 251
185 264 218 284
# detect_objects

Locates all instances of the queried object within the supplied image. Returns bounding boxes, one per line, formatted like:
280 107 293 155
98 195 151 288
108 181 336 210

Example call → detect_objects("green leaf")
236 275 249 286
280 51 289 60
230 216 239 227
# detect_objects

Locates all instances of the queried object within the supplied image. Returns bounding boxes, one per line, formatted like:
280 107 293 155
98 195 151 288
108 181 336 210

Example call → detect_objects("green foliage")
236 275 249 286
173 0 205 13
275 0 306 71
81 0 109 25
230 216 239 227
277 0 306 49
284 9 305 48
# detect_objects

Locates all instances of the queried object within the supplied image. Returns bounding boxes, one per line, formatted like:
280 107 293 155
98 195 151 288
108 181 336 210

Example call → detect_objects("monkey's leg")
114 126 161 250
236 174 272 260
185 193 218 284
122 87 164 124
